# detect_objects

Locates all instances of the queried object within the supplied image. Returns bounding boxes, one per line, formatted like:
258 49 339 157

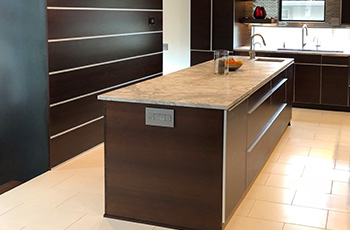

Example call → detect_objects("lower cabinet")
294 64 321 104
246 67 291 187
321 66 348 106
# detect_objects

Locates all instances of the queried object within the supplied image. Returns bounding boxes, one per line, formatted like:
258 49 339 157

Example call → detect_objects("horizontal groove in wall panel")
48 10 162 39
47 0 162 9
50 94 104 136
50 54 162 104
48 33 162 72
50 119 104 167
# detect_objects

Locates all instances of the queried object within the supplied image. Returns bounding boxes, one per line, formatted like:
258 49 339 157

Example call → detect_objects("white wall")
163 0 190 75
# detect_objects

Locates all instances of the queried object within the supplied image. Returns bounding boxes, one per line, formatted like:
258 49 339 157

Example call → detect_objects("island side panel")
104 101 224 230
225 100 248 222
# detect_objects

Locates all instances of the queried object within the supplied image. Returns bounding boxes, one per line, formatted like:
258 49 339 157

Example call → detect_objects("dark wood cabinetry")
321 66 348 106
191 0 234 66
294 65 321 104
342 0 350 24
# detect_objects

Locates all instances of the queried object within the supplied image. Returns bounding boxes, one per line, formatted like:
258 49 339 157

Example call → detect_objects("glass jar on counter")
214 50 229 75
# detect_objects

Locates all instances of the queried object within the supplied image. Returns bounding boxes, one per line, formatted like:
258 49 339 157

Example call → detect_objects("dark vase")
254 6 266 19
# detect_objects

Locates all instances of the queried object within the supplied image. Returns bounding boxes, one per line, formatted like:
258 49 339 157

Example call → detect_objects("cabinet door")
212 0 234 50
191 0 211 50
294 64 321 104
191 51 213 66
342 0 350 24
321 66 348 106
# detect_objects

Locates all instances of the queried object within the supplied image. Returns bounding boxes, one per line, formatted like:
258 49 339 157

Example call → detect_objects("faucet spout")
250 34 267 59
302 24 308 49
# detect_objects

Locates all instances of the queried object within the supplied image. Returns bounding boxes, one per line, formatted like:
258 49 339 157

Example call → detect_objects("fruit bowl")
229 62 243 71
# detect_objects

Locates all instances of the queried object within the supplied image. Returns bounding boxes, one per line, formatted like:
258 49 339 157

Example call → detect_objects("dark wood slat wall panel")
48 2 163 167
48 10 162 39
50 54 162 104
50 95 104 136
50 119 104 167
47 0 162 9
49 33 162 72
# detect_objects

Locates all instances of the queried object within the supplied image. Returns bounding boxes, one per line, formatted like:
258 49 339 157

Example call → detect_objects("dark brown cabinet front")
294 64 321 104
321 66 348 106
342 0 350 24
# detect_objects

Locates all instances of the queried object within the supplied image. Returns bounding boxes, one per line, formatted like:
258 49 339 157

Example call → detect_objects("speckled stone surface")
98 56 294 110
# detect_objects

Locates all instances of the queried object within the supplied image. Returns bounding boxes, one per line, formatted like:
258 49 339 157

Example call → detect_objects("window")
279 0 325 22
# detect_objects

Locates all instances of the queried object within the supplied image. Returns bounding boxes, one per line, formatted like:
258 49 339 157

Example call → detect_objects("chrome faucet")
302 24 308 49
249 34 266 59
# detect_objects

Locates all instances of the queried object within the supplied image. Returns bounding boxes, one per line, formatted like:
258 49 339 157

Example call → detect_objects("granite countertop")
234 46 350 57
98 56 294 110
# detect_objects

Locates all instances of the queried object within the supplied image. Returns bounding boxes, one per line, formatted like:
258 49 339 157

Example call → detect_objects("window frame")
278 0 326 22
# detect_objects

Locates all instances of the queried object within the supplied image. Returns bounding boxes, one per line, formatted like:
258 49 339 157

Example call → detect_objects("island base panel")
105 102 224 230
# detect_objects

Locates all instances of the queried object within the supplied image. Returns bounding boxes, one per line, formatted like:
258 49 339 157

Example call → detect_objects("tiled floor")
1 108 350 230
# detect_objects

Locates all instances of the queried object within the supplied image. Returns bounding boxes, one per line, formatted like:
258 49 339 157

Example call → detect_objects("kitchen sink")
277 48 344 53
254 58 285 62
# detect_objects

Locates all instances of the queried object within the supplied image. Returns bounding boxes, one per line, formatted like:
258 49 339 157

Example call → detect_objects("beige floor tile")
319 113 343 125
262 162 305 177
332 181 350 197
246 185 296 204
291 121 319 128
283 223 323 230
254 172 270 185
225 216 284 230
288 138 338 150
249 201 327 228
66 214 155 230
335 159 350 171
56 192 104 215
314 133 340 142
338 143 350 152
0 204 85 230
293 191 350 213
265 174 332 193
318 123 342 131
327 210 350 230
302 167 350 182
278 154 335 169
52 174 104 195
0 221 24 230
284 128 316 139
0 195 23 216
309 148 349 161
274 145 311 156
234 199 256 216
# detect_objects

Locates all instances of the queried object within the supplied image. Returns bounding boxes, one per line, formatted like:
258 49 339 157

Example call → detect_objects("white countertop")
98 56 294 110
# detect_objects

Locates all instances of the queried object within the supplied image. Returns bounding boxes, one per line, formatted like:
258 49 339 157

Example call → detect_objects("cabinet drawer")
247 98 271 148
248 82 270 112
271 80 287 115
294 54 321 64
322 56 349 66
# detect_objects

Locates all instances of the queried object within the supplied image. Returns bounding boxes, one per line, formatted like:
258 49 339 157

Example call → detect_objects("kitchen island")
98 57 294 230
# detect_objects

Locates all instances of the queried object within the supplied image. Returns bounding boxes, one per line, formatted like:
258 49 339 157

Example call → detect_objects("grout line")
0 202 24 217
50 174 76 189
64 213 87 230
330 180 334 195
55 192 80 209
325 210 330 230
291 189 297 205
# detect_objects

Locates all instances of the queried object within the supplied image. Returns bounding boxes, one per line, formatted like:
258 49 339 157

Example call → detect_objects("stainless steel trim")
222 110 227 224
49 31 163 43
50 116 104 139
49 51 163 75
296 63 348 67
191 49 214 53
210 0 213 51
247 103 287 153
47 7 163 12
50 72 162 107
248 78 288 115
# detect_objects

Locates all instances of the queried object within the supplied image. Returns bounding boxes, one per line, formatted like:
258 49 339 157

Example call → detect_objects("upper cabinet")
341 0 350 24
